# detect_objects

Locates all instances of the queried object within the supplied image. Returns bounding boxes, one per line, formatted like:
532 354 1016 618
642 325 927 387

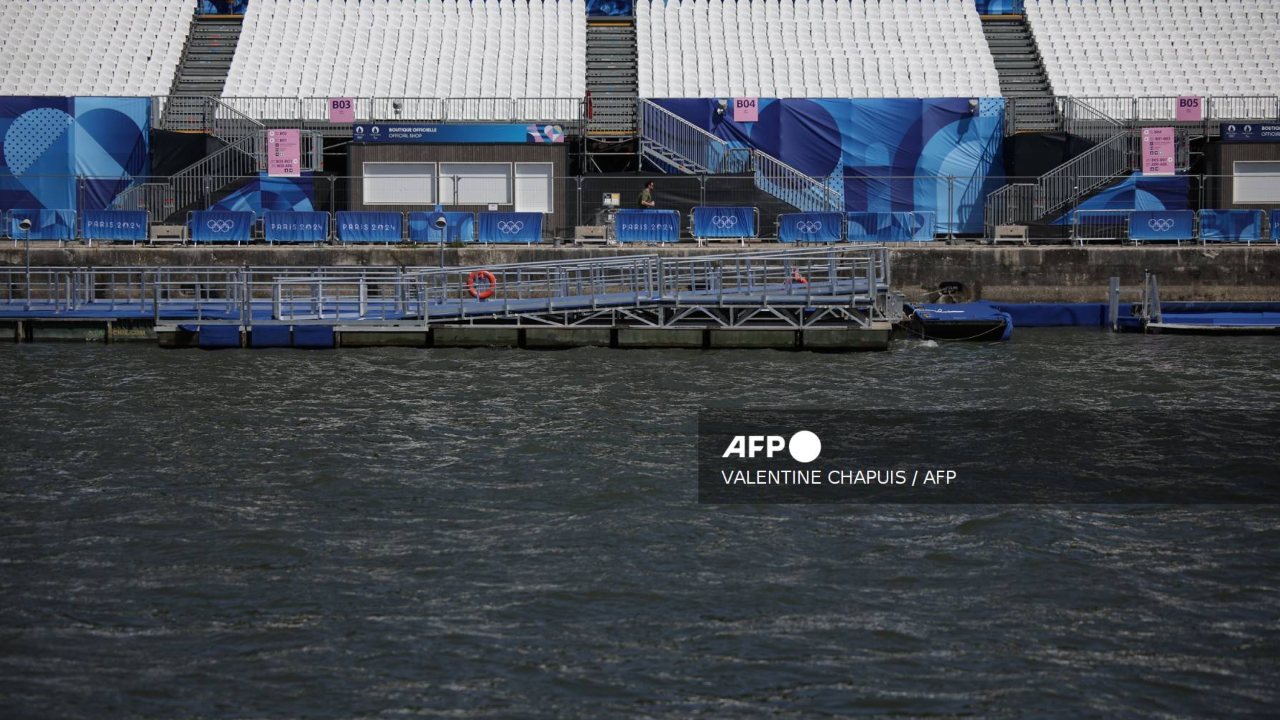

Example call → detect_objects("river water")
2 330 1278 718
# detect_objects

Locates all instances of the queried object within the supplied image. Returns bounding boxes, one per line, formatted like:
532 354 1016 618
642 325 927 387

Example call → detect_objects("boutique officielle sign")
351 123 565 144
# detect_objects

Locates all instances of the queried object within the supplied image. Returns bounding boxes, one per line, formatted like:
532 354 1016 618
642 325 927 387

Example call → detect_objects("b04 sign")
733 97 759 122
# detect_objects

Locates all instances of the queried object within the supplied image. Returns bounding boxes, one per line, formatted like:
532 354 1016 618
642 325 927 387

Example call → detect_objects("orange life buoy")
467 269 498 300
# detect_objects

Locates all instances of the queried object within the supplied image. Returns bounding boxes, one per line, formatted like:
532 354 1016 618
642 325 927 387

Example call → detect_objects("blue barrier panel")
190 211 254 244
1199 210 1264 243
1130 210 1195 242
8 209 75 241
692 206 756 239
846 211 935 242
478 212 543 243
81 210 147 243
777 212 844 244
1271 210 1280 243
249 325 292 348
263 211 329 244
293 325 335 348
336 212 402 244
615 209 681 243
197 325 242 349
407 211 476 243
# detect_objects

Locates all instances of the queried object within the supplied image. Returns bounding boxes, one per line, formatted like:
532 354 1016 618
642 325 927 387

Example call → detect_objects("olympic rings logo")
497 221 524 234
1148 218 1175 232
711 215 738 228
795 221 823 234
207 219 235 233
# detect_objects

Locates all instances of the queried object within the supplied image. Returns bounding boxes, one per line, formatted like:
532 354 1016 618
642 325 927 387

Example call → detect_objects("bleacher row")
2 0 1276 114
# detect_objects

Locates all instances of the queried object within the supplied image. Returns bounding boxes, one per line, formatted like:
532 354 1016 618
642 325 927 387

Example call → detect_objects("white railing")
754 153 843 213
1062 95 1280 125
213 96 584 125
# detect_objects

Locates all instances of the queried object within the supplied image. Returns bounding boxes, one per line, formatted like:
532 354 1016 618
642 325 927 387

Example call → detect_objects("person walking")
638 181 656 209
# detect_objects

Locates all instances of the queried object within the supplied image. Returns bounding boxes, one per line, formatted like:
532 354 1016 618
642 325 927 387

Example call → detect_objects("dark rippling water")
2 331 1279 718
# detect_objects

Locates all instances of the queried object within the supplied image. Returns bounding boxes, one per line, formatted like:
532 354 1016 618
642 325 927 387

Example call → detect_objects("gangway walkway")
0 248 895 349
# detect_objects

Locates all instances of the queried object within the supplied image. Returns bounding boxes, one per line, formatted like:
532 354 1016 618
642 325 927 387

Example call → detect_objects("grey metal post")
947 175 955 243
1107 276 1120 331
23 224 31 311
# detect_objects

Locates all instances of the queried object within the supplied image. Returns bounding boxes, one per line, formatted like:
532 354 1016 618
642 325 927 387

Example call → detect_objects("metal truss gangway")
0 248 896 349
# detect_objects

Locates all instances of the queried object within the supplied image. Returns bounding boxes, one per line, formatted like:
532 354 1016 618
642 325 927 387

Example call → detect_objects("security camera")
18 218 32 231
433 215 448 230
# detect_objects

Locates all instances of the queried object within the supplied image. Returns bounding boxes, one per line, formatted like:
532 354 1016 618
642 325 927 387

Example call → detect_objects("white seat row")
1028 0 1280 104
224 0 586 120
0 0 194 97
638 0 1000 99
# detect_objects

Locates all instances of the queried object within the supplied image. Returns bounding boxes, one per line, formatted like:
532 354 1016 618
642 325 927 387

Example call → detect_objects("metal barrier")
1071 209 1132 243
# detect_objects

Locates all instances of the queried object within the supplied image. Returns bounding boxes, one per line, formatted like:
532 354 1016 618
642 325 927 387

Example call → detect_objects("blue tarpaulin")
1199 210 1263 243
777 212 844 243
615 209 680 243
1129 210 1195 242
847 211 934 242
190 211 254 244
336 211 402 244
408 211 476 243
1272 210 1280 242
478 212 543 243
692 206 756 239
8 209 76 240
81 210 147 243
654 97 1005 234
263 211 328 244
1056 173 1190 225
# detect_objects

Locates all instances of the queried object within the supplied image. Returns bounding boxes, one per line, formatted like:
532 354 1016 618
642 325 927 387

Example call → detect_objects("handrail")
638 99 748 174
752 151 843 213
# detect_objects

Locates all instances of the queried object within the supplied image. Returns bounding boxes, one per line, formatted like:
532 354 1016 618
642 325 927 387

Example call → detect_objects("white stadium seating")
1028 0 1280 98
223 0 587 118
0 0 195 97
636 0 1001 99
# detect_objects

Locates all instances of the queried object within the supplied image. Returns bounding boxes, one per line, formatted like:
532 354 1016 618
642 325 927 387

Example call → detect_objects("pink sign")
1141 127 1176 176
733 97 759 123
328 97 356 123
267 129 301 177
1175 96 1203 122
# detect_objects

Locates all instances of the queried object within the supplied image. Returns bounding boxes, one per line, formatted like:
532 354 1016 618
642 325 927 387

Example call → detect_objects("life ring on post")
467 269 498 300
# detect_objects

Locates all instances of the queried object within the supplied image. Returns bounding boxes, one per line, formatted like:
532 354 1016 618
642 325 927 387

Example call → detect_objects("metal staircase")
982 15 1056 133
115 97 323 221
638 100 842 212
585 18 639 170
163 16 243 130
985 98 1133 232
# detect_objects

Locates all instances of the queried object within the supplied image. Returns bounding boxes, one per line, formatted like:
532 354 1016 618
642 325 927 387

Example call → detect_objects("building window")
439 163 512 206
363 162 435 205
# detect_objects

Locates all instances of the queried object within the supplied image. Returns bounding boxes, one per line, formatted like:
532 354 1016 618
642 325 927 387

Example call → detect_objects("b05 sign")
1176 96 1203 122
